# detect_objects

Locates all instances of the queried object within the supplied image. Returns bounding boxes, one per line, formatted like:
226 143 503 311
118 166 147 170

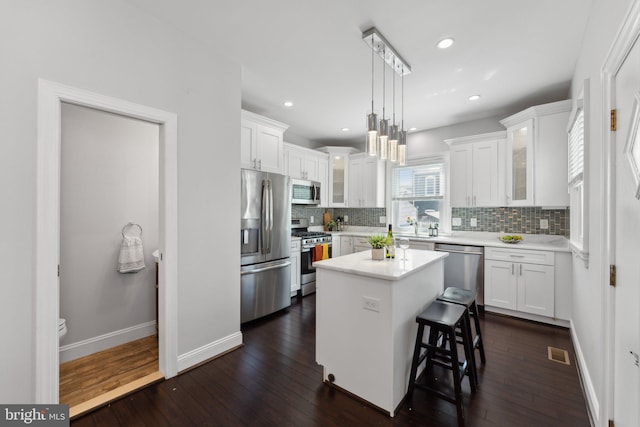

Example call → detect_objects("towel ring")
122 222 143 238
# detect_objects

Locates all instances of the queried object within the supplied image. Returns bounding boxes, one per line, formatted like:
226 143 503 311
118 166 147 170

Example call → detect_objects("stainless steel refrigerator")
240 169 291 323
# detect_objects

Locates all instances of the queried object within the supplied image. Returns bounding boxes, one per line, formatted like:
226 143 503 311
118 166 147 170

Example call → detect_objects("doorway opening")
57 103 161 413
35 80 178 405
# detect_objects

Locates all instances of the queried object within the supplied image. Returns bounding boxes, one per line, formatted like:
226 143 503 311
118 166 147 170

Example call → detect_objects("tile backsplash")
451 207 569 236
291 206 386 227
292 205 569 236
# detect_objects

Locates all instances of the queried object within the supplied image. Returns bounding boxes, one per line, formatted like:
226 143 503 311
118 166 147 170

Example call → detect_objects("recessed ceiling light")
283 101 293 107
468 95 481 101
409 127 417 131
341 127 349 132
437 38 455 49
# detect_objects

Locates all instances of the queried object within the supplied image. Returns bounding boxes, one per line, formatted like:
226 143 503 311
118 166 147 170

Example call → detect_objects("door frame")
602 0 640 423
35 79 179 403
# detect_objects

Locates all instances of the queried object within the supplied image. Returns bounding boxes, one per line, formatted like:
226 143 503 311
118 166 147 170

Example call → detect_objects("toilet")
58 318 67 343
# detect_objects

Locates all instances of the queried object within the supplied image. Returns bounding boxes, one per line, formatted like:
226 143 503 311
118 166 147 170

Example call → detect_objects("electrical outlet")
540 219 549 229
344 215 349 223
452 217 462 226
380 216 387 224
470 218 477 227
362 296 380 312
310 215 314 224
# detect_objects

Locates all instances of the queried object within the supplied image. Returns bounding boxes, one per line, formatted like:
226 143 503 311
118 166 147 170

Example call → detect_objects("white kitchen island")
313 249 448 416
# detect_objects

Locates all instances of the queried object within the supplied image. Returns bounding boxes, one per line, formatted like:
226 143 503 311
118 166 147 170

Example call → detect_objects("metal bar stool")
407 300 476 427
437 286 487 384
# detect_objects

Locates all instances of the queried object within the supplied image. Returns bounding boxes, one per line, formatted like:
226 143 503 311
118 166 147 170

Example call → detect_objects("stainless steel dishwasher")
434 243 484 306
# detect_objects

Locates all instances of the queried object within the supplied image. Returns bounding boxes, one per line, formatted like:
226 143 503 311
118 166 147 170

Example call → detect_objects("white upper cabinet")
348 153 385 208
284 143 329 205
500 100 572 207
447 131 505 207
241 110 288 174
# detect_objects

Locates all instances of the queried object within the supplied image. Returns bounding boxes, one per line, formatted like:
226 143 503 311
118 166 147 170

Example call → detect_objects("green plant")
367 234 390 249
325 219 336 231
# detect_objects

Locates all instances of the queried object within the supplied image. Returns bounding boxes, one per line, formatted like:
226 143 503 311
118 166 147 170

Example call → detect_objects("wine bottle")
386 224 395 259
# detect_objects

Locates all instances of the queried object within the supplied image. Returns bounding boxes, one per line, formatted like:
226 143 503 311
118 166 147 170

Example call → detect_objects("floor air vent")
547 346 570 365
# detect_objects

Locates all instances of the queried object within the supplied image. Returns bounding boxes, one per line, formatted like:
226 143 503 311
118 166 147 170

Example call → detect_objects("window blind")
568 108 584 184
391 163 445 199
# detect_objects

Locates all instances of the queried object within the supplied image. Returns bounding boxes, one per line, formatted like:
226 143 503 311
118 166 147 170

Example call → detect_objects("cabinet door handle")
467 196 470 206
520 264 523 276
512 263 515 275
258 159 262 170
473 195 477 206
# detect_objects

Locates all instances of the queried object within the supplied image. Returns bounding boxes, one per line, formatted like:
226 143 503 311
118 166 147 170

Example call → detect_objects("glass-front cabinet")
320 146 357 207
331 154 346 206
505 119 534 206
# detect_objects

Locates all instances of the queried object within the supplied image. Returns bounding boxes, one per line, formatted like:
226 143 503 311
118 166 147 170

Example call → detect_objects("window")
568 81 589 265
391 158 448 234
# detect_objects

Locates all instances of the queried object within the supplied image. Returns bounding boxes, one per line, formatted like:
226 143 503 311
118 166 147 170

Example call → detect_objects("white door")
516 263 554 317
472 141 499 206
449 144 472 207
484 260 517 310
610 18 640 426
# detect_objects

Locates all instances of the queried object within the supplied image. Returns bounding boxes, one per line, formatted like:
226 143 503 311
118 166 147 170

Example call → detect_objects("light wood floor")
60 335 160 412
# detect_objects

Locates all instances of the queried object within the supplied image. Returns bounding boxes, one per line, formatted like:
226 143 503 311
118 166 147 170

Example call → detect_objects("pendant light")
378 46 388 161
362 28 411 162
398 64 408 166
366 33 378 156
388 67 399 163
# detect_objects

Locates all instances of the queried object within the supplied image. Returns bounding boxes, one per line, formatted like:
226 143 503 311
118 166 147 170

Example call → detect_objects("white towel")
117 235 146 273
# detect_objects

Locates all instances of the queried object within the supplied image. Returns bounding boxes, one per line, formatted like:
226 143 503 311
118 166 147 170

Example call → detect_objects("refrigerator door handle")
261 180 269 254
267 179 273 253
241 260 291 275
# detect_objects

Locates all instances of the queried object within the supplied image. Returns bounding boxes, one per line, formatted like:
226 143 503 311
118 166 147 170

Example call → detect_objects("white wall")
60 103 158 353
406 115 506 157
0 0 240 402
569 0 633 424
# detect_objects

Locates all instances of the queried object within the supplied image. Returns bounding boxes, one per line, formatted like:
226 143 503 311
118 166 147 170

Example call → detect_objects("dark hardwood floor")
72 294 590 426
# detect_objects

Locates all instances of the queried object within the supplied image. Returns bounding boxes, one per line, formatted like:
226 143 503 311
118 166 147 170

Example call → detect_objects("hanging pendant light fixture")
379 46 389 161
366 33 378 156
398 64 408 166
389 67 399 163
362 28 411 162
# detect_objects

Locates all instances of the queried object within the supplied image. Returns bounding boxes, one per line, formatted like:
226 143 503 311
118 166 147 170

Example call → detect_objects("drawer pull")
509 254 525 258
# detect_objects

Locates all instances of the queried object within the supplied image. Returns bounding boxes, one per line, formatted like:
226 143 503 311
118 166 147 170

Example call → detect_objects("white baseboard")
570 319 599 426
59 321 157 363
177 331 243 373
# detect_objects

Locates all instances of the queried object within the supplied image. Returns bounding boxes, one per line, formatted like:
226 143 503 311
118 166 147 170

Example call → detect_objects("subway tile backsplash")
451 207 569 236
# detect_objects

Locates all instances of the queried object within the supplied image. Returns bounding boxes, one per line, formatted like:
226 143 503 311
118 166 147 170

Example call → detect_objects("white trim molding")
177 332 243 373
570 320 600 426
36 79 179 403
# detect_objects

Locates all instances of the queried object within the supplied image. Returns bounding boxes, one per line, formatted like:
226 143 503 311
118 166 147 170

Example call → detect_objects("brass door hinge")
611 109 617 131
609 419 614 427
610 264 616 287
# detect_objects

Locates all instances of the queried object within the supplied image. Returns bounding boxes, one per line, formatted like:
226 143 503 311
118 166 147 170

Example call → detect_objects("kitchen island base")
314 249 447 416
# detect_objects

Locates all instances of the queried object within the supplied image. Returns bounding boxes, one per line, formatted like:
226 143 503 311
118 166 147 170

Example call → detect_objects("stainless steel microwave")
291 179 321 205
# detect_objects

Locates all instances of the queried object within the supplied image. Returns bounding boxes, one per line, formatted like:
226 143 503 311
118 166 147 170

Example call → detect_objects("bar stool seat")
407 300 475 427
437 287 486 367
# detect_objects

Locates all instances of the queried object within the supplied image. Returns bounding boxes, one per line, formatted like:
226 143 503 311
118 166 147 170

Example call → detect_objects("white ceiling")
128 0 593 146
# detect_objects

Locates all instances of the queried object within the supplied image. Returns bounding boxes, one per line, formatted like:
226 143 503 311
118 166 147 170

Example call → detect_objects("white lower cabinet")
352 237 370 253
340 236 354 256
484 247 555 318
290 239 301 296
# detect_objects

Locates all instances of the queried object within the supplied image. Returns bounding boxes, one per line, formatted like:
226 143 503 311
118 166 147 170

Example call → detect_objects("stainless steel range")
292 219 332 296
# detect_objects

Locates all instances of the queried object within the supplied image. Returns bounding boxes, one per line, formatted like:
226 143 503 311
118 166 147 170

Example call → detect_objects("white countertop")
313 249 448 281
328 230 570 252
